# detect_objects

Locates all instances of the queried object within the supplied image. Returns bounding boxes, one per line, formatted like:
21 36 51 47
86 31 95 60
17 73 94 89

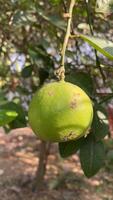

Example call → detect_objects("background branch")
85 0 106 84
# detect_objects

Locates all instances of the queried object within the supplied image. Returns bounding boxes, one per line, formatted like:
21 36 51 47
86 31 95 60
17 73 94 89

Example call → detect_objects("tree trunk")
32 140 51 191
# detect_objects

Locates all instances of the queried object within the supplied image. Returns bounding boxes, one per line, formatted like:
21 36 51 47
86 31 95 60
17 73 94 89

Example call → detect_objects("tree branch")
55 0 75 81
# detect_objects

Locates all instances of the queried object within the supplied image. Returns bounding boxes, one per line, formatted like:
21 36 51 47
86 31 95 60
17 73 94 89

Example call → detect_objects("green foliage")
92 106 109 140
36 7 66 31
22 66 33 78
80 136 105 177
38 68 49 85
49 0 61 6
0 102 27 130
107 150 113 164
0 109 18 126
59 138 84 158
66 72 94 96
80 35 113 60
0 90 7 105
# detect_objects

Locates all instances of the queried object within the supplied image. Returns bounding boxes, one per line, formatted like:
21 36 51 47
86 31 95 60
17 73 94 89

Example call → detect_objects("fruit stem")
55 0 75 81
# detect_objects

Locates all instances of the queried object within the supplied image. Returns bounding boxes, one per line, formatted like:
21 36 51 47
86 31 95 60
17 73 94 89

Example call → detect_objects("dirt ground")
0 127 113 200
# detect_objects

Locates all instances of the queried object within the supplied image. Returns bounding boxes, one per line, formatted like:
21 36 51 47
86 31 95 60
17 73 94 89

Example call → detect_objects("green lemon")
28 81 93 142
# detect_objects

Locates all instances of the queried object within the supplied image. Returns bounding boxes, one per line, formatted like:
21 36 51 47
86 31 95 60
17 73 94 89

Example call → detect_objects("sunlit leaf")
80 35 113 60
0 102 26 129
92 110 109 140
0 109 18 126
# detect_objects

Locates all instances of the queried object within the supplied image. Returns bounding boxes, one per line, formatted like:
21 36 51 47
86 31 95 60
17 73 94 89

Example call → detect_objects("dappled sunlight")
0 128 113 200
87 179 103 187
15 151 38 166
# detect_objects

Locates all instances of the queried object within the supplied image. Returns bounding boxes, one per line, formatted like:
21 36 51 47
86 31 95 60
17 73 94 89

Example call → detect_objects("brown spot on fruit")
73 93 80 97
63 132 76 141
48 90 54 96
68 131 75 139
70 98 76 109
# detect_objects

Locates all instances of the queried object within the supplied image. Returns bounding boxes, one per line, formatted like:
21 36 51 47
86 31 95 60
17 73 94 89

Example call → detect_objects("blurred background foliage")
0 0 113 176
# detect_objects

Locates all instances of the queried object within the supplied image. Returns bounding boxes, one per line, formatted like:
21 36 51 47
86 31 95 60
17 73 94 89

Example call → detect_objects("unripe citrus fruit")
28 81 93 142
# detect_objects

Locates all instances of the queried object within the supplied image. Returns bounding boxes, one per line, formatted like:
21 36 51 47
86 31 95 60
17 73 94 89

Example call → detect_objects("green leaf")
80 136 105 177
91 104 109 140
92 109 109 140
28 45 54 68
49 0 61 5
80 35 113 60
59 138 84 158
0 90 7 105
28 48 38 61
66 72 94 96
13 11 23 24
36 7 66 31
38 68 49 85
21 66 32 78
0 102 27 129
0 109 18 126
107 150 113 163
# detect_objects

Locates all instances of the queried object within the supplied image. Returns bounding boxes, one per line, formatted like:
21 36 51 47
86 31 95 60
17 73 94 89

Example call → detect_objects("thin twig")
55 0 75 80
85 0 106 83
99 94 113 104
62 0 67 13
61 0 75 68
